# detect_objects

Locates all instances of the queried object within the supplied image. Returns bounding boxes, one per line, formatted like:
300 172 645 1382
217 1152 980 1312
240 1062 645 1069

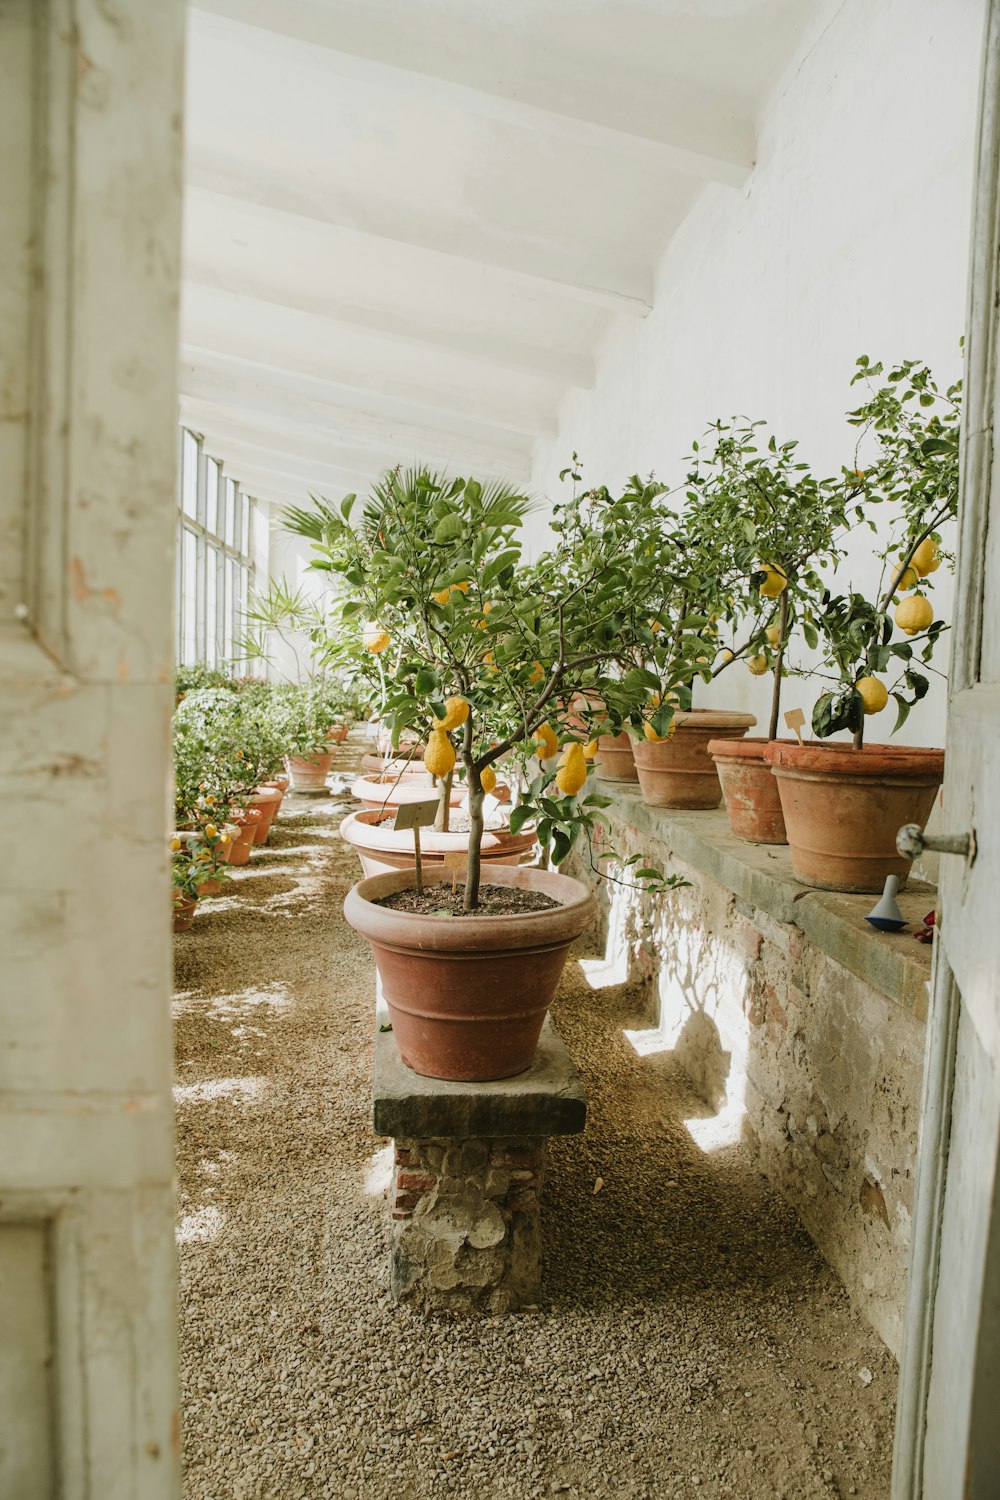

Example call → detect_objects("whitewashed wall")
530 0 984 749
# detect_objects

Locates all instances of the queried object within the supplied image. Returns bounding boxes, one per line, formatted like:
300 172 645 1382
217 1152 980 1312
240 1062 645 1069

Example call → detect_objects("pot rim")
339 808 531 854
708 736 794 763
763 741 945 779
653 709 757 731
285 750 335 766
344 863 597 952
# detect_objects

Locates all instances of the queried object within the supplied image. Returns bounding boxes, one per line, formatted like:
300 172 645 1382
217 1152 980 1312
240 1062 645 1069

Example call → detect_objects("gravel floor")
174 740 897 1500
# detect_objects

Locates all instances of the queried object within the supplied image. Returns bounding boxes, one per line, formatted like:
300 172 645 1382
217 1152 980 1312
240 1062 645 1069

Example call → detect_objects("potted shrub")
763 357 957 890
271 683 344 792
285 466 677 1080
689 417 859 841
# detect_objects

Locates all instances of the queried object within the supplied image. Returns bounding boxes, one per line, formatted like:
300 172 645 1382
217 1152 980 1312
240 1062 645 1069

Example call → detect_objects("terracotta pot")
360 752 428 779
250 786 283 843
632 711 756 809
708 737 789 845
340 808 536 880
594 731 638 783
264 773 290 797
344 865 598 1081
350 773 460 813
284 752 334 793
217 824 240 864
326 723 349 746
763 741 945 893
194 874 224 898
172 894 197 932
228 808 263 867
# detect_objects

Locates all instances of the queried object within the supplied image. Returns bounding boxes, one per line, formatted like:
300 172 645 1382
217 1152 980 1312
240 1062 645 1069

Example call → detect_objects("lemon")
759 563 787 598
765 624 782 646
856 677 889 714
911 538 941 576
529 660 545 685
643 720 674 742
479 765 497 795
895 595 934 636
423 729 456 778
647 618 662 634
204 823 217 839
893 564 920 592
534 723 558 761
171 836 182 852
583 739 599 760
363 622 390 653
451 581 470 594
720 649 735 664
748 654 770 675
556 742 587 796
432 695 470 732
431 587 451 606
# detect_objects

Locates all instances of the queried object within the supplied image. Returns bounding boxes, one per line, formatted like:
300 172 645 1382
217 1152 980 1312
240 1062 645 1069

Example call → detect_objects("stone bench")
373 1004 586 1313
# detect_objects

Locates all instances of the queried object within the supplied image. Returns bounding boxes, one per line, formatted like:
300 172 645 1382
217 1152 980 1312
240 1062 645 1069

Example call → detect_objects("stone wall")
572 794 933 1357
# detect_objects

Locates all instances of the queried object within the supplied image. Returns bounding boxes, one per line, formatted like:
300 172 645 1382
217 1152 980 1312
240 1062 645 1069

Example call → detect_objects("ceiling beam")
199 439 376 496
185 155 654 318
182 260 594 389
190 1 754 188
179 345 551 449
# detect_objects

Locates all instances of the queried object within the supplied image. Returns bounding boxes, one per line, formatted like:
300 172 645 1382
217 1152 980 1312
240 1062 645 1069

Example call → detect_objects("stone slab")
602 792 933 1022
373 1007 587 1139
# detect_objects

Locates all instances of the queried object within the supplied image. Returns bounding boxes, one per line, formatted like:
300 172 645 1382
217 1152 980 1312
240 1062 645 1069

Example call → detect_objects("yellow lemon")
648 618 662 634
583 739 599 760
720 648 735 664
893 564 920 592
484 650 498 675
759 564 787 598
529 660 545 685
452 580 470 594
748 654 770 676
432 587 451 605
479 765 497 795
171 836 182 851
856 677 889 714
432 695 470 732
556 741 587 796
765 624 782 646
204 823 217 839
534 723 558 761
423 729 456 779
219 832 230 845
363 622 390 653
911 538 941 576
895 595 934 636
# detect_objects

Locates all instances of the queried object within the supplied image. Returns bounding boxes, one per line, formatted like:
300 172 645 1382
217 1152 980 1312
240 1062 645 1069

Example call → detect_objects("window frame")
176 427 256 671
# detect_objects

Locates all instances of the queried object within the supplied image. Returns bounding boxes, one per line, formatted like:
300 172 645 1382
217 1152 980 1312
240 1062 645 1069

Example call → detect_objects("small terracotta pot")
285 752 334 793
173 894 197 932
228 808 263 867
344 865 597 1081
350 773 460 813
326 723 349 746
250 786 283 843
195 874 224 898
708 737 790 845
217 825 241 865
632 711 756 809
763 741 945 892
595 731 638 783
340 809 536 880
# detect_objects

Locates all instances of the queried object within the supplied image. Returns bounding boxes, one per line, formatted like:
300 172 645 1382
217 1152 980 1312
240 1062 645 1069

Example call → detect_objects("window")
176 429 257 670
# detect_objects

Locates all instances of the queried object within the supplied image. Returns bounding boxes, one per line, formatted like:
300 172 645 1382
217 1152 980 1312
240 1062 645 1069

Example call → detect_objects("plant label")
784 707 806 745
393 799 438 832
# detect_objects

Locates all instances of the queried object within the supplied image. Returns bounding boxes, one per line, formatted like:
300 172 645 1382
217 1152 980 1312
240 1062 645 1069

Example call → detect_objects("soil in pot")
708 737 790 844
285 752 334 793
375 884 559 917
344 864 597 1081
633 711 756 809
763 741 945 893
595 731 638 782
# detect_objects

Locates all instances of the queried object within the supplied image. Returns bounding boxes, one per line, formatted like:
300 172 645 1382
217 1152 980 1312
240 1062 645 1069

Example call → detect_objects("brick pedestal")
373 1011 586 1313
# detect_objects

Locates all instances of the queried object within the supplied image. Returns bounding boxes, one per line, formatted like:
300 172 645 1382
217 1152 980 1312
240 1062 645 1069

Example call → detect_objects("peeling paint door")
892 6 1000 1496
0 2 184 1495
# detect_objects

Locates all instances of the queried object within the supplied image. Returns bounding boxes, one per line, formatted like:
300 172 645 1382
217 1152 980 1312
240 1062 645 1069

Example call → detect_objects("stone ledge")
599 788 934 1023
373 1008 587 1138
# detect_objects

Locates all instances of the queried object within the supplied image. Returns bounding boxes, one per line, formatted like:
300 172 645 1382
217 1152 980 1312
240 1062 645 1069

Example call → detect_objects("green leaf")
433 513 464 544
508 805 535 835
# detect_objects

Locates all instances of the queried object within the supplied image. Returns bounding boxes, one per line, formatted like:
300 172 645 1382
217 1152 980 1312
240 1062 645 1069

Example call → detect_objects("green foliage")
173 686 287 824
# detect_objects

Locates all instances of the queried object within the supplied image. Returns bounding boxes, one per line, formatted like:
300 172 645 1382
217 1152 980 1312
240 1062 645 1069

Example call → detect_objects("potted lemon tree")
763 356 958 890
284 466 675 1080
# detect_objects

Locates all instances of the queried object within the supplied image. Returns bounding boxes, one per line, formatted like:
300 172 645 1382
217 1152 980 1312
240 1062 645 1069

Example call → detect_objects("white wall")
530 0 984 748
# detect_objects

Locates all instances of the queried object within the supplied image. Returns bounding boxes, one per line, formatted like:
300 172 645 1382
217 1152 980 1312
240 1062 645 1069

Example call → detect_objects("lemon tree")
285 466 677 909
810 356 959 743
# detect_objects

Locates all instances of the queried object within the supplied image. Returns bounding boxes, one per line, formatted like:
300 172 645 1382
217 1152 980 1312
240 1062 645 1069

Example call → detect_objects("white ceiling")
180 0 823 504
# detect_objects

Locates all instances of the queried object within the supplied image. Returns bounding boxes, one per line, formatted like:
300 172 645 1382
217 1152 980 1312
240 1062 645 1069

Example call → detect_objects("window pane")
205 458 220 536
205 545 219 667
240 492 250 556
182 527 198 663
181 431 198 519
223 557 235 663
225 480 237 547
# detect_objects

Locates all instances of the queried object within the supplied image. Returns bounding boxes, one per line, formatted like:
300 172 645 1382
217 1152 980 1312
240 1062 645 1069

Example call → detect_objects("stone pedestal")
373 1011 586 1313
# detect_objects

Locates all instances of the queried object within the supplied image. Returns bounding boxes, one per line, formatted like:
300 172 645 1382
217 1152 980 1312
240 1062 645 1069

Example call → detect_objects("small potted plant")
763 356 957 890
285 467 677 1081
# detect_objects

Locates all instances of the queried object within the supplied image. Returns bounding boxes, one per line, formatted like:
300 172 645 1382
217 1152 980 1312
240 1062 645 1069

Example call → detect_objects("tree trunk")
464 779 485 911
767 592 789 741
434 769 453 832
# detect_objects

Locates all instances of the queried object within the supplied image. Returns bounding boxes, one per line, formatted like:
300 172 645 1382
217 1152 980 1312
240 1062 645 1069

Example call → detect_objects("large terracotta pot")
228 808 263 867
708 737 789 845
594 731 638 783
632 711 756 809
344 865 597 1081
340 809 536 880
763 741 945 892
249 786 283 843
360 752 427 779
350 773 460 813
285 751 334 792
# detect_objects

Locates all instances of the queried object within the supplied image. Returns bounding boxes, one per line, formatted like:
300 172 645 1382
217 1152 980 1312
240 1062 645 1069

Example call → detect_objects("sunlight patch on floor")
173 981 293 1023
578 953 630 990
363 1144 394 1197
177 1204 225 1244
683 1100 747 1153
173 1075 269 1107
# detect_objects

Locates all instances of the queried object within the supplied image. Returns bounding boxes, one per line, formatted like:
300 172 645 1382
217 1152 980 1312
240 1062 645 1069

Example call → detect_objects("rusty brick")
507 1188 538 1213
393 1192 421 1214
738 920 763 962
394 1147 417 1166
397 1170 436 1193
